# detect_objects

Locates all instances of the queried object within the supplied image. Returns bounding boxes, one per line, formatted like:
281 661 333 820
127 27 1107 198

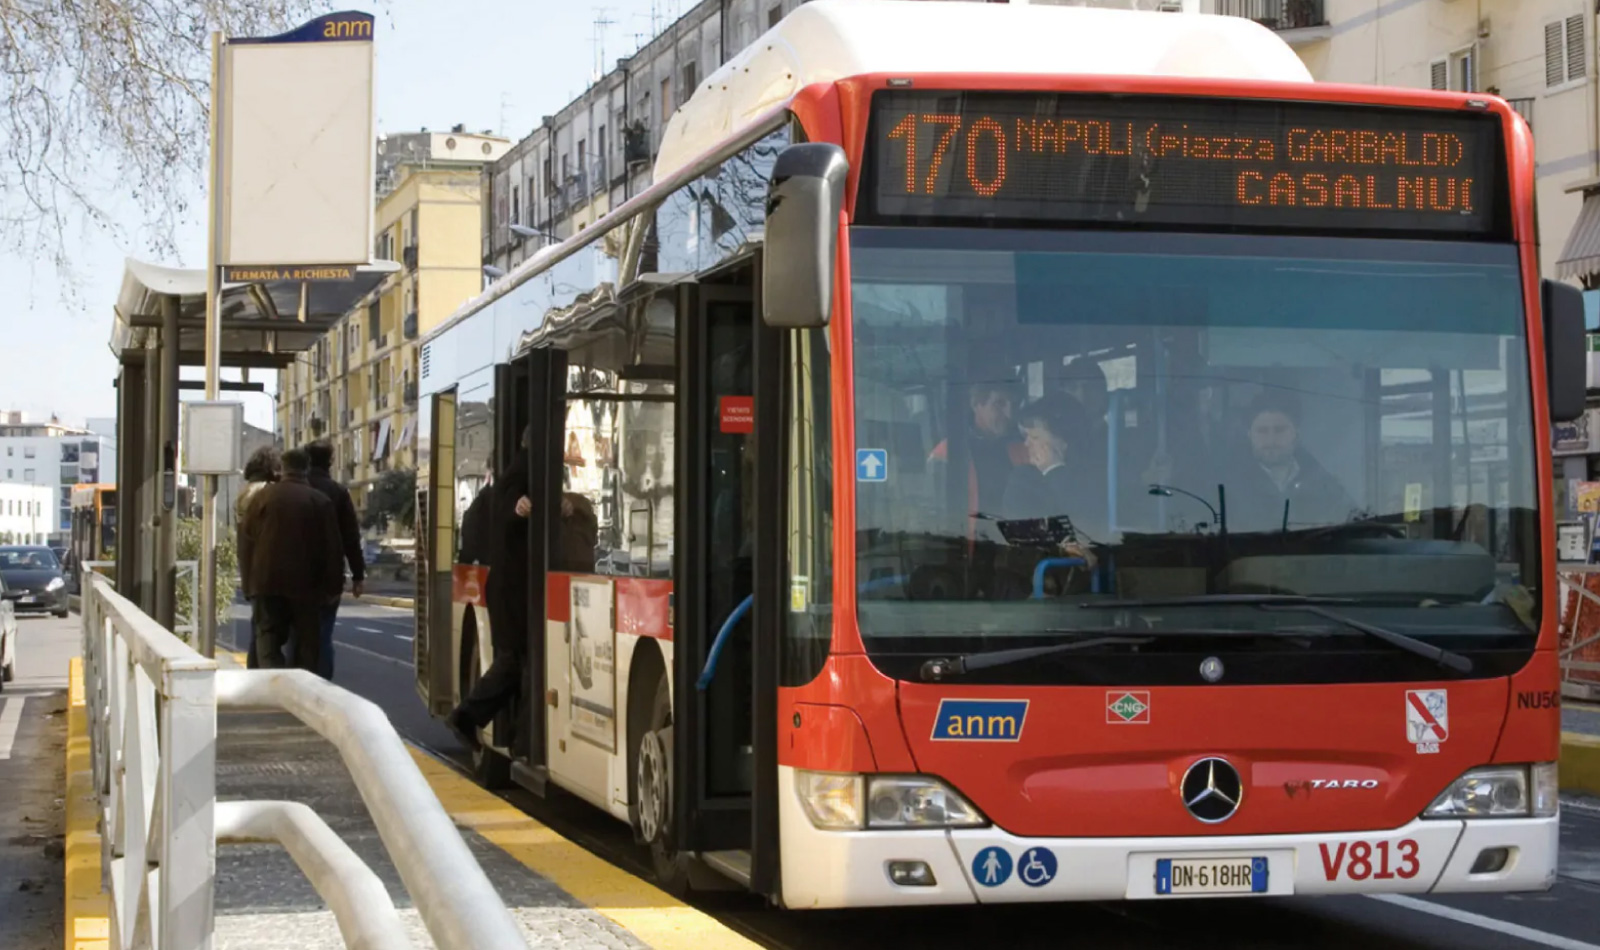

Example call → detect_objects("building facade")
481 0 813 278
0 412 116 542
0 483 55 546
277 131 509 509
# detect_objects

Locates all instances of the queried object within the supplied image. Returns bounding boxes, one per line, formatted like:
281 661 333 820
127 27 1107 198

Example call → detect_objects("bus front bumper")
776 767 1558 909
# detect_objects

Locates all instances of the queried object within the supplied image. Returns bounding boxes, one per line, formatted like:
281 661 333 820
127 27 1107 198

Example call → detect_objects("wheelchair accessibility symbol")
1018 847 1057 887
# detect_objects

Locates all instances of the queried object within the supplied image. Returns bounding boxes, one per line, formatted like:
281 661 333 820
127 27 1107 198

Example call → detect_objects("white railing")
1558 563 1600 701
74 560 198 642
80 573 531 949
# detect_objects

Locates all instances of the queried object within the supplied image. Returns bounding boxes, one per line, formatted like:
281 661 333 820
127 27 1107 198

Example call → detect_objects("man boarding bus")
412 1 1581 909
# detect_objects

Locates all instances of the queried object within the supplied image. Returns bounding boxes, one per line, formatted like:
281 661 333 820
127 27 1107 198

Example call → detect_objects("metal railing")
80 572 530 949
1558 564 1600 700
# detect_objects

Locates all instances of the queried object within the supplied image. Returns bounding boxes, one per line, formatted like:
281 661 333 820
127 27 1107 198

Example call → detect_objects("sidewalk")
64 649 760 950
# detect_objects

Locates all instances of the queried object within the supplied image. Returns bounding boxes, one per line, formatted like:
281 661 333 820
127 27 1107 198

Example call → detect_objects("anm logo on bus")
931 699 1029 741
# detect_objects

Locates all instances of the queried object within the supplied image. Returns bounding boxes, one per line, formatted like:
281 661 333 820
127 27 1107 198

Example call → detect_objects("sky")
0 0 678 432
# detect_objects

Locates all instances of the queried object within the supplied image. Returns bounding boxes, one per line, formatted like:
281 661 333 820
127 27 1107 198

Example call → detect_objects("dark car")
0 546 70 618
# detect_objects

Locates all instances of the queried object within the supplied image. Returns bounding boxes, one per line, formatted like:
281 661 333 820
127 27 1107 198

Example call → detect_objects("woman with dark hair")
235 445 280 668
1002 395 1105 568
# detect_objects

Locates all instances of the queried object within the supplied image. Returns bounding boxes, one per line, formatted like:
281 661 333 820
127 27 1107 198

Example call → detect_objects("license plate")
18 595 35 604
1155 857 1268 895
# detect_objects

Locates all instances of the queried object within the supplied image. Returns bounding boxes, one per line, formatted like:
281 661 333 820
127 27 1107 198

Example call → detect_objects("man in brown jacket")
239 447 345 671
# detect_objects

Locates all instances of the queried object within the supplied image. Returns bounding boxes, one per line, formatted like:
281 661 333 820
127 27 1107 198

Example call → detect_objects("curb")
1561 732 1600 797
64 657 109 950
347 593 413 609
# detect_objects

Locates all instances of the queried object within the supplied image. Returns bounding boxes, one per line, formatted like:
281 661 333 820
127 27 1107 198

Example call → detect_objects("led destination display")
865 91 1505 235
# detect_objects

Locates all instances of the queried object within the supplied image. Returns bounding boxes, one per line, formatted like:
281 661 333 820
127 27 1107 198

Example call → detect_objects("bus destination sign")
865 92 1504 235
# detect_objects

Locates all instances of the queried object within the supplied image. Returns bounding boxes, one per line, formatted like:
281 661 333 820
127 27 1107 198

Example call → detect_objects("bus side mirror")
1543 278 1587 423
763 143 848 329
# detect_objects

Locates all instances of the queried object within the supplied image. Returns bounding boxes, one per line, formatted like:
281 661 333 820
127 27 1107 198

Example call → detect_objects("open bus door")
494 348 560 790
669 259 783 900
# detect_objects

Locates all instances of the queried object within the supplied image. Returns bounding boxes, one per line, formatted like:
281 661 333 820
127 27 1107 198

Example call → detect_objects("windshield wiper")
1079 594 1472 673
921 634 1155 682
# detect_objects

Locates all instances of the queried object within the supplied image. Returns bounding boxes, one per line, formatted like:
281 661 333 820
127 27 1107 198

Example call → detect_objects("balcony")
403 380 418 405
1214 0 1328 45
403 311 418 340
402 244 418 271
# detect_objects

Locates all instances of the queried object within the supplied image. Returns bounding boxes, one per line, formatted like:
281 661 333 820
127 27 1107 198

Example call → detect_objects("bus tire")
461 615 512 789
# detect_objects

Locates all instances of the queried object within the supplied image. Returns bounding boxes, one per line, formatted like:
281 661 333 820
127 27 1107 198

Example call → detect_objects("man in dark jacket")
447 427 532 750
305 440 365 679
239 448 346 671
1228 391 1356 533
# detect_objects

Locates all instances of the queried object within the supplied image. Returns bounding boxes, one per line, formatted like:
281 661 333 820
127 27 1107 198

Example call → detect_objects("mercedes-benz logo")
1181 757 1243 823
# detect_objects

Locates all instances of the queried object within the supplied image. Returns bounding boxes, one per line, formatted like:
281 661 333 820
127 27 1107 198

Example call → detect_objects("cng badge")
931 699 1028 741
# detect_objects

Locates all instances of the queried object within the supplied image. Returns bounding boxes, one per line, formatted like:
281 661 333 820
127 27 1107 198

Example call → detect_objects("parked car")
0 579 15 689
0 546 70 618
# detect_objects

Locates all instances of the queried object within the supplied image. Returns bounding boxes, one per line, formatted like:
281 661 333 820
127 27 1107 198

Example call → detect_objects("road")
0 613 78 950
228 599 1600 950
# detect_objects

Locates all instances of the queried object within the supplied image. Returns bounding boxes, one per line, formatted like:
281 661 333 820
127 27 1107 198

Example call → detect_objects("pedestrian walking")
238 448 345 672
304 440 365 679
235 445 281 669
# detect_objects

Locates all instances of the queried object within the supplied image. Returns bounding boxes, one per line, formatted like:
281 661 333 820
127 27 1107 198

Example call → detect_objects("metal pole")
155 296 179 630
200 30 223 657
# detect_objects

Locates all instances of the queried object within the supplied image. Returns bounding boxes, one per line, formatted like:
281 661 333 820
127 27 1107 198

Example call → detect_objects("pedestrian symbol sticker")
1405 689 1448 754
973 846 1012 886
857 448 888 482
1017 847 1057 887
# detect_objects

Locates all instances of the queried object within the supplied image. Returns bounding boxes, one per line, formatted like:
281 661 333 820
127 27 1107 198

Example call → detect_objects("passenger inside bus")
1002 394 1105 542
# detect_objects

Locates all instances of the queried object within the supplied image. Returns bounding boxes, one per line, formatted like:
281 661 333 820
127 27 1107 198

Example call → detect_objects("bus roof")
654 0 1313 180
422 1 1312 357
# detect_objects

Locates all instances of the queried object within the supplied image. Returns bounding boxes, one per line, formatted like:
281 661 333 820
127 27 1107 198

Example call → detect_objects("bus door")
673 263 783 896
492 349 559 780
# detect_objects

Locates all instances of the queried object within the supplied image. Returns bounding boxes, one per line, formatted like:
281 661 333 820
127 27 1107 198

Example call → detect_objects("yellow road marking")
409 749 764 950
64 657 109 950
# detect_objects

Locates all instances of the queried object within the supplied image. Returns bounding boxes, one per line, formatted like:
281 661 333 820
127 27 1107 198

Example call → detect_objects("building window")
1430 48 1475 92
681 62 697 102
660 77 672 122
1546 15 1586 89
23 446 33 458
768 3 783 28
24 469 34 482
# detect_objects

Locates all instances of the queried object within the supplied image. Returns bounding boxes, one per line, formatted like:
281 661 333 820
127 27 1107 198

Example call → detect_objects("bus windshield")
849 228 1539 685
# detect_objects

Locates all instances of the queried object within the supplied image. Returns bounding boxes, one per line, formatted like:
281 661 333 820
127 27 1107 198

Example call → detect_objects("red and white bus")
414 0 1583 908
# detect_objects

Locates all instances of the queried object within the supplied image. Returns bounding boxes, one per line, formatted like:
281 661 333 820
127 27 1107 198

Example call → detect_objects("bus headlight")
1423 764 1557 819
46 577 64 591
865 776 986 829
794 770 986 830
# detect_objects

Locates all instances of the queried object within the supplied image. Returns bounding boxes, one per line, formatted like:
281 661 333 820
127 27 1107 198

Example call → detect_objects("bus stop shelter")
109 257 399 629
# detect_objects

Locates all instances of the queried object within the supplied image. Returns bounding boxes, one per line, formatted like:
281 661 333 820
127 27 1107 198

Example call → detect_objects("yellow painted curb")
408 748 763 950
1561 731 1600 796
65 657 110 950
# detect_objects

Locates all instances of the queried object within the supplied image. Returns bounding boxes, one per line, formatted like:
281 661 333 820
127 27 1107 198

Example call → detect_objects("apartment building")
0 412 116 541
277 130 510 506
482 0 812 277
0 483 55 545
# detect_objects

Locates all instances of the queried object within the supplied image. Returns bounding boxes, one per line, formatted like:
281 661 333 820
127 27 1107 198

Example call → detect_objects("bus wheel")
636 672 681 886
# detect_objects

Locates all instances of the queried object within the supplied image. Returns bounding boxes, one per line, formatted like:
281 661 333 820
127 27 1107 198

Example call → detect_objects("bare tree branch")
0 0 329 298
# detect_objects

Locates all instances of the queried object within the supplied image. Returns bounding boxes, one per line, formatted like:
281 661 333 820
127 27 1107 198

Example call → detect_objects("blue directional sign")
972 847 1012 887
856 448 888 482
1017 847 1057 887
